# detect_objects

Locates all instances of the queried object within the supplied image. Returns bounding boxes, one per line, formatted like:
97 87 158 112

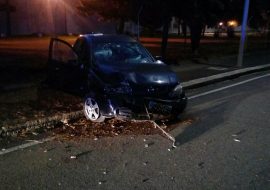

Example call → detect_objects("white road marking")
0 137 55 156
188 73 270 100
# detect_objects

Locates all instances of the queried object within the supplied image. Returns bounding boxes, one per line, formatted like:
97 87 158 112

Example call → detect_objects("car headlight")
104 81 132 95
169 84 183 98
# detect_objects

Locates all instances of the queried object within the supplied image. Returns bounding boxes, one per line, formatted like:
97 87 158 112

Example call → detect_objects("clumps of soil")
53 118 157 140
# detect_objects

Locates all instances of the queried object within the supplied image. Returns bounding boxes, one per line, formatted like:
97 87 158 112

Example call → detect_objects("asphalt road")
1 72 270 190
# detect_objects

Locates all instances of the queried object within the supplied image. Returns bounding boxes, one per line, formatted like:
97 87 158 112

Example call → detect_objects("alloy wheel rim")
84 98 100 121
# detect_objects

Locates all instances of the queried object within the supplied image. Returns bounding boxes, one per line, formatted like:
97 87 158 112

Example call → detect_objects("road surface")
1 71 270 190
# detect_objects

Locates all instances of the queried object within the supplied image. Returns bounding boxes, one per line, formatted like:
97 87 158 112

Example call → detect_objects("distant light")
219 22 224 26
227 20 238 27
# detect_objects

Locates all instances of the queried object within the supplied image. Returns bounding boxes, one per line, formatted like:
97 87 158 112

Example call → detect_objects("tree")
0 0 16 36
78 0 135 34
137 0 172 58
174 0 227 54
78 0 171 58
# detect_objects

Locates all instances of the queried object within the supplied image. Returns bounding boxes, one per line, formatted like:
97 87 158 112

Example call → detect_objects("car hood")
96 62 180 86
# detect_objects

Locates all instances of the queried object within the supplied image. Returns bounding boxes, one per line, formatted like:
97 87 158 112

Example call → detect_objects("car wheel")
83 97 105 122
170 104 187 120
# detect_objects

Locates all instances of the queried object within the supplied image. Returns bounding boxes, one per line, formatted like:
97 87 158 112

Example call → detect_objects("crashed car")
47 34 187 122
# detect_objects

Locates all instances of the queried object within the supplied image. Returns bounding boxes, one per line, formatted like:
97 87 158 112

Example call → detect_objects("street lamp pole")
237 0 250 67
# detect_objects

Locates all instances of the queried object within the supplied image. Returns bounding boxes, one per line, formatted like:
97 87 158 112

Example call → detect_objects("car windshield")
93 42 155 65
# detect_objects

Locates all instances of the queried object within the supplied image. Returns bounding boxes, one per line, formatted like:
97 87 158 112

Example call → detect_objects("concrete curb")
1 63 270 137
182 63 270 89
0 111 83 137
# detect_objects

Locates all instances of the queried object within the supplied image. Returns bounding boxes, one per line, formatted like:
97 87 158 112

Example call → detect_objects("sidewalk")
1 50 270 137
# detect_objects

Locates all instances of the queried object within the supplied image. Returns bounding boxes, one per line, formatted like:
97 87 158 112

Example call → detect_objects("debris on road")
142 178 150 183
198 162 205 169
98 181 106 185
31 132 38 136
233 138 241 142
70 155 77 159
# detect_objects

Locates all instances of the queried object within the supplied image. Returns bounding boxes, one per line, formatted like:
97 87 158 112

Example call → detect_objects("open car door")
47 38 80 91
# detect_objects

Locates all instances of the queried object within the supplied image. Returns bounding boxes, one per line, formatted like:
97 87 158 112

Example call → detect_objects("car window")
93 42 154 65
52 40 77 64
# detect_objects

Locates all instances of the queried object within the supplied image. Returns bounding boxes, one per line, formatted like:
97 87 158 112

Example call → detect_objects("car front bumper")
97 94 188 119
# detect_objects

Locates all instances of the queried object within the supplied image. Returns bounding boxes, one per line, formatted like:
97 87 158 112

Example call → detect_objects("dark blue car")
48 34 187 122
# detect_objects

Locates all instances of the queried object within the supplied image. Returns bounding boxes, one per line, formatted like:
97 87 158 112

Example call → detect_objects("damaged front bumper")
96 93 188 120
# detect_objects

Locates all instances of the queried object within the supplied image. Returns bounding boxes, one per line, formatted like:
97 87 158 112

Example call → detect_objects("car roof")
80 34 137 43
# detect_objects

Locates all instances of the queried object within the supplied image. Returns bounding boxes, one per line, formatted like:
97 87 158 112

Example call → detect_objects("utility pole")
237 0 250 67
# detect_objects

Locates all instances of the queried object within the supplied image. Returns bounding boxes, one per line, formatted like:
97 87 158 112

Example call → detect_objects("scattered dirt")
52 118 158 140
31 116 197 142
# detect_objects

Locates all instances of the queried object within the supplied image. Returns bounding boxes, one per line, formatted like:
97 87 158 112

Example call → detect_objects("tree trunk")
189 20 203 55
177 19 181 36
5 0 11 36
161 17 170 59
117 18 125 34
182 21 187 39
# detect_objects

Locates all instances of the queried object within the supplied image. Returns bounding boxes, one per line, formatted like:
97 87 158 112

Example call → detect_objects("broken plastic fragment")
70 155 77 159
142 178 149 183
233 138 241 142
32 132 38 136
61 118 69 125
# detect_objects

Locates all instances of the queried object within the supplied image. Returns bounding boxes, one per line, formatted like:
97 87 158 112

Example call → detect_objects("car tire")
170 103 187 120
83 96 105 123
